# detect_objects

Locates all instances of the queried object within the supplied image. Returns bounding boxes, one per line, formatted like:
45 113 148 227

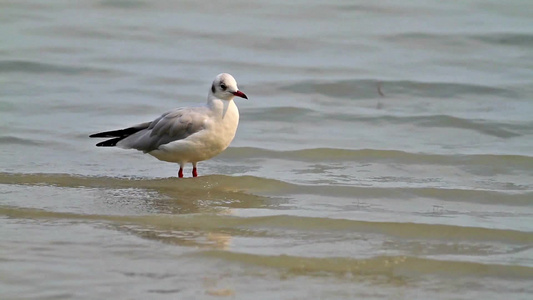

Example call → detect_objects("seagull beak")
232 90 248 99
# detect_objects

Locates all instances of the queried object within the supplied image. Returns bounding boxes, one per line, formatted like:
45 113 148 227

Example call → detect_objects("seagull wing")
91 107 210 152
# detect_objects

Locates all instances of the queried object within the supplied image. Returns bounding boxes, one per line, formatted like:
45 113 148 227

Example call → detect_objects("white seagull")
90 73 248 178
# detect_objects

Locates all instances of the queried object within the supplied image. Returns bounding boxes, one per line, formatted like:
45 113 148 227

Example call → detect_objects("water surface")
1 0 532 299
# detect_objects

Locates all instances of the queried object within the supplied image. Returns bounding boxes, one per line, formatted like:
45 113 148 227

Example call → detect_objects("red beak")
232 90 248 99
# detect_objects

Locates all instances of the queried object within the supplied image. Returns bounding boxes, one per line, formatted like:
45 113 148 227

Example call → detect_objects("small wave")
0 172 530 206
2 207 531 245
198 250 533 279
0 172 290 191
470 33 533 47
235 215 533 244
283 185 533 206
281 79 518 99
384 32 533 49
353 115 525 138
0 60 115 76
243 109 529 138
222 147 533 168
0 136 41 146
244 106 317 122
330 3 434 15
0 101 16 112
98 0 148 9
0 172 281 212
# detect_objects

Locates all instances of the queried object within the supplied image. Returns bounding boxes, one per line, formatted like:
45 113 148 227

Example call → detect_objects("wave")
198 250 533 279
244 106 317 122
232 215 533 244
98 0 148 9
0 172 280 213
222 147 533 167
0 172 531 206
242 106 530 138
2 206 531 245
471 33 533 47
0 60 117 76
387 32 533 48
0 136 42 146
353 115 526 138
281 79 519 99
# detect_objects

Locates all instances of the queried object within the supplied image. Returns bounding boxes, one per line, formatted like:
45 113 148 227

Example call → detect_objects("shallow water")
1 0 533 299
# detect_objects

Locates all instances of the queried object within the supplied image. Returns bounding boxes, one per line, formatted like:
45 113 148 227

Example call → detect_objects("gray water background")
1 0 532 299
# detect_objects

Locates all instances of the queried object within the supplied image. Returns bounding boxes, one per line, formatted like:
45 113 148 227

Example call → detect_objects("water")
1 0 532 299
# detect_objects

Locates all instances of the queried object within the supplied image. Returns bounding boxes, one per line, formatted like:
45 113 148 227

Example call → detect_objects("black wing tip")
91 130 129 147
90 131 121 138
90 133 104 138
95 137 123 147
90 126 146 139
91 125 148 146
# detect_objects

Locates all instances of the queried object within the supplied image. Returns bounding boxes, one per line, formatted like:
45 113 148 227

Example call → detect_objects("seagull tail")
89 123 150 147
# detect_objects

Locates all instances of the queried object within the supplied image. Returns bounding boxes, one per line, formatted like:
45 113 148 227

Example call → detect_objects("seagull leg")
192 162 198 177
178 166 184 178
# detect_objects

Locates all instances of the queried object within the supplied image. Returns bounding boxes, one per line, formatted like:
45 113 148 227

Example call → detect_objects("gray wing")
117 107 209 152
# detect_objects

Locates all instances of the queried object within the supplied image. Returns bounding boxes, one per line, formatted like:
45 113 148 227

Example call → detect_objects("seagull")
90 73 248 178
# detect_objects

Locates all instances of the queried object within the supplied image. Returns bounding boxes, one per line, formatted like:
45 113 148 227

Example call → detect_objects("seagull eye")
220 83 227 91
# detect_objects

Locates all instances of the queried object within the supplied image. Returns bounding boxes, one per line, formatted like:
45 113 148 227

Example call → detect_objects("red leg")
192 167 198 177
178 167 184 178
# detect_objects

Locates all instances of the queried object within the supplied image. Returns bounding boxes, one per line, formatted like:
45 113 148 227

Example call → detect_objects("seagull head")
210 73 248 101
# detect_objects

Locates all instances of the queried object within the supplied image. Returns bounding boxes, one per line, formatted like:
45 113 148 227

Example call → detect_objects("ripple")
0 136 41 146
199 250 533 279
281 79 518 99
0 172 530 206
0 60 116 76
222 147 533 168
470 33 533 47
245 106 317 121
352 115 527 138
98 0 148 9
2 206 532 245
